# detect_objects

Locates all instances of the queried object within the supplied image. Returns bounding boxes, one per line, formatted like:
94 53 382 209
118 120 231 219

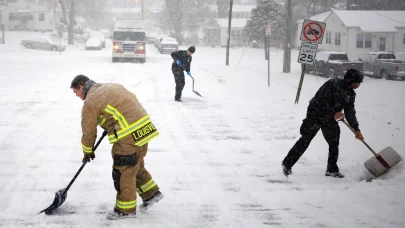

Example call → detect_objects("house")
201 4 254 47
296 9 405 59
0 1 53 31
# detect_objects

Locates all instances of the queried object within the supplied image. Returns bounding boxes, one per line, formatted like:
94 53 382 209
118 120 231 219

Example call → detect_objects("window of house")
39 13 44 21
356 34 363 48
230 30 235 38
335 32 341 46
365 34 372 48
403 33 405 44
325 31 331 44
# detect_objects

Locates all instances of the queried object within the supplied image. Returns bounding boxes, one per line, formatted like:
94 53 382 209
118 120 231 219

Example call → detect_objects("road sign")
300 19 326 44
265 24 271 36
298 42 318 65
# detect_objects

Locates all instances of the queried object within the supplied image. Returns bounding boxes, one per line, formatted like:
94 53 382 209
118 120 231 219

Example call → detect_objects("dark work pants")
172 68 185 100
282 117 341 173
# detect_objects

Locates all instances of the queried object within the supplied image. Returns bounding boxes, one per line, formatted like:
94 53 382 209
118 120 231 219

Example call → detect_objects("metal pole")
268 36 270 87
295 64 306 104
225 0 233 66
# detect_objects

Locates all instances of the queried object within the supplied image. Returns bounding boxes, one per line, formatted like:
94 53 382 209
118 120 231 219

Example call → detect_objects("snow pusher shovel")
341 119 402 177
189 75 203 97
39 131 107 215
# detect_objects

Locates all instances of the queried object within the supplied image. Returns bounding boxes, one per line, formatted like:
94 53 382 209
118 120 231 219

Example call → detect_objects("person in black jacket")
170 46 195 102
282 69 365 178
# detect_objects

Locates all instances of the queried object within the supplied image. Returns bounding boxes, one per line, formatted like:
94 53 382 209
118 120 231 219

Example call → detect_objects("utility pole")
225 0 233 66
283 0 292 73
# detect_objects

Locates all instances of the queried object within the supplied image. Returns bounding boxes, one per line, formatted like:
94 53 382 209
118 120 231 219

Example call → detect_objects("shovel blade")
364 146 402 177
193 90 203 97
39 188 68 215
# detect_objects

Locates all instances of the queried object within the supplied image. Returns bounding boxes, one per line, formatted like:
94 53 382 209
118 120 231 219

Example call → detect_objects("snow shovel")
39 131 108 215
189 75 203 97
341 119 402 177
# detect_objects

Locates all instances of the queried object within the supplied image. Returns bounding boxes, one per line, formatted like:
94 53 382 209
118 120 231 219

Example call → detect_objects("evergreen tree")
244 0 283 45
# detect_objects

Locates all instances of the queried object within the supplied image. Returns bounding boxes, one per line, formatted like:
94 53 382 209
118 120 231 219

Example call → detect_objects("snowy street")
0 34 404 228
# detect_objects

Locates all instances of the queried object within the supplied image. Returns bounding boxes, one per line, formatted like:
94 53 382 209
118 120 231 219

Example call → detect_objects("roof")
0 1 24 10
215 18 248 28
332 9 405 32
297 10 405 32
297 11 332 23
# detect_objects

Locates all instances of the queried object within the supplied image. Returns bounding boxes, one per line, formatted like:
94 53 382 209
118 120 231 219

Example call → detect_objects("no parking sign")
299 19 326 44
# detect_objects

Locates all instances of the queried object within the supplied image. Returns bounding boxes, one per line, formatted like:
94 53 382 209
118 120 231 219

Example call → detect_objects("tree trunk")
68 0 75 45
283 0 292 73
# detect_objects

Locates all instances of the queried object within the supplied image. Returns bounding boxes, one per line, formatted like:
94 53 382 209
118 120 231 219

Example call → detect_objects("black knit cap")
187 46 195 53
344 69 364 83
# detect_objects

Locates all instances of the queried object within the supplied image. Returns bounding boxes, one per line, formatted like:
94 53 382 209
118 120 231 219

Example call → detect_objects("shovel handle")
65 131 107 192
341 119 378 156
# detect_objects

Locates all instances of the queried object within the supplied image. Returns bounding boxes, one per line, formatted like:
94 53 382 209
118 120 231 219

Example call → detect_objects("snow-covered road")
0 32 404 227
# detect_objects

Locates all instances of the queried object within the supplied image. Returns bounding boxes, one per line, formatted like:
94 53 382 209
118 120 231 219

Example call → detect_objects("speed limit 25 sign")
298 42 318 65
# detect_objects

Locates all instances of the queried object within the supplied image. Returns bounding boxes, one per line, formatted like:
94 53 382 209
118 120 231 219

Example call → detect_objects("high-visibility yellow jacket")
81 83 159 155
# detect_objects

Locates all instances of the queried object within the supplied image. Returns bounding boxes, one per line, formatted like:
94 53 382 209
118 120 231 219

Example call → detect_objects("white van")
112 20 146 63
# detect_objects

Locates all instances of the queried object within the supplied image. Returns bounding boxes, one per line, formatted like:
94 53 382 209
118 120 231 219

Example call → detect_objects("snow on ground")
0 32 404 228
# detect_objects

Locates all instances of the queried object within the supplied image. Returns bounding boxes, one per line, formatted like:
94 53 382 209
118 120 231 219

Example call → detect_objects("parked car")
21 36 65 51
158 37 178 54
305 51 363 79
89 31 106 48
85 38 102 50
359 52 405 80
100 29 111 39
154 35 168 48
395 52 405 61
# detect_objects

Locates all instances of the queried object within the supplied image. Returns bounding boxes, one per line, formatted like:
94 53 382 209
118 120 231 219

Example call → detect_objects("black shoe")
282 162 292 176
325 171 345 178
107 208 136 220
139 191 164 212
175 98 182 102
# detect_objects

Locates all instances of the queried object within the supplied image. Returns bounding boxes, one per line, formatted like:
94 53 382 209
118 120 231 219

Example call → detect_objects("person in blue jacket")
170 46 195 102
282 69 365 178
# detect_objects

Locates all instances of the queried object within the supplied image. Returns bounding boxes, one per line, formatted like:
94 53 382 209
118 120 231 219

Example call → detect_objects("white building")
0 1 54 31
201 4 255 47
296 9 405 59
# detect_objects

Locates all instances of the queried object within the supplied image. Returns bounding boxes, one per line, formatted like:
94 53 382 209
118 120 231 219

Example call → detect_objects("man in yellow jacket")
70 74 163 217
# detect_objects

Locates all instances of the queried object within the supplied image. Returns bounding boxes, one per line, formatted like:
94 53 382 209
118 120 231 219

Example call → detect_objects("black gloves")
83 152 95 163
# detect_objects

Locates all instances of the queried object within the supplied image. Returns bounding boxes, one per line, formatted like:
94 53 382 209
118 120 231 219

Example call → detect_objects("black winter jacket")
307 79 360 131
171 50 192 73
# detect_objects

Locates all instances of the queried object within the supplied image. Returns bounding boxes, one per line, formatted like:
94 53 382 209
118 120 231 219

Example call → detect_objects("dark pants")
172 67 185 100
282 117 341 173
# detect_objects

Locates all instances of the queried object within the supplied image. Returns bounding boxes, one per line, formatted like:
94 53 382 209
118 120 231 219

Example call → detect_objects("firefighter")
70 75 163 217
281 69 365 178
171 46 195 102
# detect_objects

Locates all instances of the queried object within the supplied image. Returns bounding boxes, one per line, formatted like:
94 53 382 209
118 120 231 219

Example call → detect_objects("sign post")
295 19 326 104
266 23 271 87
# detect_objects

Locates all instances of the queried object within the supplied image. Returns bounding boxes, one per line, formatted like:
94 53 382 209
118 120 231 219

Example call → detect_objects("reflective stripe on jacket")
80 83 159 154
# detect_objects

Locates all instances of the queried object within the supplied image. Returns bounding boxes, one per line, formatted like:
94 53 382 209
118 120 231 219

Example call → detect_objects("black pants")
282 117 341 173
172 68 185 100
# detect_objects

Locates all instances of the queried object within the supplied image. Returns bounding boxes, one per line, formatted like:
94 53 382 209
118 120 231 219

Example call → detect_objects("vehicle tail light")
396 66 399 71
135 42 146 54
113 42 122 53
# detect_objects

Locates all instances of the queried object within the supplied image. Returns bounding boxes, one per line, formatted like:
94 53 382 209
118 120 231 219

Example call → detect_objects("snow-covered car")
85 38 102 50
159 37 178 54
100 29 111 39
21 36 65 51
90 31 106 48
